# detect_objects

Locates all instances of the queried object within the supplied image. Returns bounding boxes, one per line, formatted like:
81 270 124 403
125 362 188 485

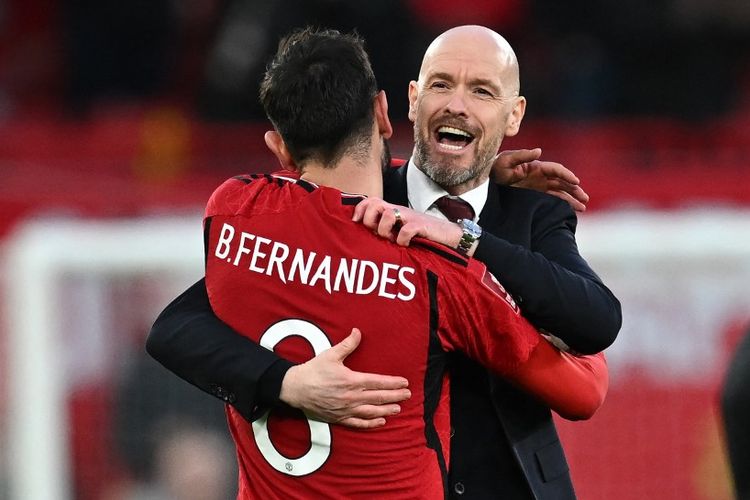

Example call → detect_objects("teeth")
438 126 473 138
439 143 464 150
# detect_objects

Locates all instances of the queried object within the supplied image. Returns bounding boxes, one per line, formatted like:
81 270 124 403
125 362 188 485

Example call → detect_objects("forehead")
424 51 501 80
420 38 513 85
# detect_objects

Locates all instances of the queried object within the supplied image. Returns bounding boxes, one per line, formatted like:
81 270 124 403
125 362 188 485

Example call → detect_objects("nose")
443 89 469 117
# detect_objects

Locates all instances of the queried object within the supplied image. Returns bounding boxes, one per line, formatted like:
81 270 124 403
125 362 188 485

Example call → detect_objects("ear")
374 90 393 139
264 130 296 171
504 96 526 137
407 80 419 123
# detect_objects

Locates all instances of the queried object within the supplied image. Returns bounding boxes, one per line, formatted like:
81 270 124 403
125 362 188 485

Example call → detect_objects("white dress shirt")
405 160 489 222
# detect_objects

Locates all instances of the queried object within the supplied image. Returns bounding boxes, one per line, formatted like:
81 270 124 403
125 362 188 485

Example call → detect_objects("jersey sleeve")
438 258 608 420
473 192 621 354
204 176 256 220
512 346 608 420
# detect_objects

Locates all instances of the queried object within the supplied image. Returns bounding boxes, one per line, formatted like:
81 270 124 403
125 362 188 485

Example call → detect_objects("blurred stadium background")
1 1 750 499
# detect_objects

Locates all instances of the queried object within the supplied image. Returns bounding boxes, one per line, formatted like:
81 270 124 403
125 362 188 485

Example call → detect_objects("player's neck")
300 157 383 198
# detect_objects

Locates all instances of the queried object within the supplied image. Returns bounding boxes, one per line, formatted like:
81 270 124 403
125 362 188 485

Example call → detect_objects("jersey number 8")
252 319 332 476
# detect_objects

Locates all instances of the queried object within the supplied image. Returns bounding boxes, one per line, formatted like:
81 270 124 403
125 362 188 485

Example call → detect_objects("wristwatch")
456 218 482 255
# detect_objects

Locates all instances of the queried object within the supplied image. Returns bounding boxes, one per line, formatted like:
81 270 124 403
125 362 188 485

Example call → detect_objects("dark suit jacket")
147 164 621 500
383 165 620 499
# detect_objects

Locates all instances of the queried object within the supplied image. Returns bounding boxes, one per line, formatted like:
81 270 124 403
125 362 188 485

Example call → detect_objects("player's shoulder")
205 172 307 218
412 239 519 311
410 239 492 282
411 238 470 269
205 174 265 217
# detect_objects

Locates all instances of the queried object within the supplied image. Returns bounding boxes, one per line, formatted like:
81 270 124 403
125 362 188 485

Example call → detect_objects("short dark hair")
259 27 378 167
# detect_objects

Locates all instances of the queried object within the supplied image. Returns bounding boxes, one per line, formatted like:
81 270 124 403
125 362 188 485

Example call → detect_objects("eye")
429 81 450 90
474 87 494 97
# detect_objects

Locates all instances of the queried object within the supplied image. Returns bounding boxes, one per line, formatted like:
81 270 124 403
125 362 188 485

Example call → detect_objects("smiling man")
362 26 621 499
407 27 526 201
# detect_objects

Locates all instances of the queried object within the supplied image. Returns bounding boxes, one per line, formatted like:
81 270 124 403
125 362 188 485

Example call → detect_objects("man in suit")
148 25 621 499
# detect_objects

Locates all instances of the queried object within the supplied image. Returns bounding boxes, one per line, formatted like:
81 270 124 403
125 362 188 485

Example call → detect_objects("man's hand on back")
493 148 590 212
279 328 412 429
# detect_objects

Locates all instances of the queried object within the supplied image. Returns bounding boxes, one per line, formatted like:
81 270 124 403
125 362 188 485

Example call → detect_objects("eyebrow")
426 72 503 95
471 78 502 95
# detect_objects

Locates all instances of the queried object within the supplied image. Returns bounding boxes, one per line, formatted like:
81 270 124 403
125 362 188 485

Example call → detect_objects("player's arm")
511 343 608 420
473 199 621 354
438 259 608 420
354 197 621 355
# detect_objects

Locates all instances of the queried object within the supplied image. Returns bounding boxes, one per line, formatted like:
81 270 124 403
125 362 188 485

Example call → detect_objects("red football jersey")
204 174 543 499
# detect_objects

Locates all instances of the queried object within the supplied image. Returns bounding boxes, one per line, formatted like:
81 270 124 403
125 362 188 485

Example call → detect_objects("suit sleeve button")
453 482 465 495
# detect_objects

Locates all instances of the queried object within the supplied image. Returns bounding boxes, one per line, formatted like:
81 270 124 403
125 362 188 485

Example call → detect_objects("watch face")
460 219 482 238
457 219 482 255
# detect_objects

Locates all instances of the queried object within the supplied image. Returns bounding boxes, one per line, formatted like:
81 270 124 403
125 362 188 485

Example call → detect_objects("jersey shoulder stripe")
412 239 469 268
341 196 364 206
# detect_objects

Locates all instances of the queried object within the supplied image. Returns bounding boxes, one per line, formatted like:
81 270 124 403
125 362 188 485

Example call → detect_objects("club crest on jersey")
481 271 519 314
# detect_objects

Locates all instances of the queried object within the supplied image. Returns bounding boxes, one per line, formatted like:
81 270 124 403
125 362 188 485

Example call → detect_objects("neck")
300 157 383 198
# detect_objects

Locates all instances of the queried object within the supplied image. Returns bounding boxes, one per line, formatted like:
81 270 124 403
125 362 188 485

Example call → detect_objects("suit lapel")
479 183 504 229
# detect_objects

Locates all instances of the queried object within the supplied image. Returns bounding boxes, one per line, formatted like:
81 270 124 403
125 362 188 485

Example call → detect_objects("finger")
500 148 542 166
338 416 387 430
562 185 589 206
345 403 403 419
545 179 577 193
500 165 529 185
353 199 381 225
328 328 362 362
549 191 586 212
395 225 419 247
376 208 399 239
351 371 409 390
362 203 386 229
571 185 590 204
534 160 580 185
547 180 590 205
355 388 412 406
351 198 370 221
492 149 540 184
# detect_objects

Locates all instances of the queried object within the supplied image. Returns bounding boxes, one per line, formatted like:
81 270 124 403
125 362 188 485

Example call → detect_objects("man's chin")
426 154 473 175
421 160 476 187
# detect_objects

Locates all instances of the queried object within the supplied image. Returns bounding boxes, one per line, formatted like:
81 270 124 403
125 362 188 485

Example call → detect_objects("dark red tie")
434 196 475 222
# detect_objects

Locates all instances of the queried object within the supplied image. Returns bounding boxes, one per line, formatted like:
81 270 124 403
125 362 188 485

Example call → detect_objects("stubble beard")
413 124 501 188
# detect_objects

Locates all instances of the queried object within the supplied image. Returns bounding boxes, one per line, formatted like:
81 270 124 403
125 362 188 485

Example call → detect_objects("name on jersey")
213 222 416 301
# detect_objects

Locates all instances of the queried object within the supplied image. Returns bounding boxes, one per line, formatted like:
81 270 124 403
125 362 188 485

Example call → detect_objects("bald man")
148 25 621 499
352 25 620 498
409 26 527 192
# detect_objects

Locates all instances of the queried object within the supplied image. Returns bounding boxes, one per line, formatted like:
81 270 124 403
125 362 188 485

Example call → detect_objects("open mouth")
435 126 475 151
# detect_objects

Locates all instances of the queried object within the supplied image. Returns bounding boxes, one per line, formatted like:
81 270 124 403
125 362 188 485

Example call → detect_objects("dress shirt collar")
405 159 489 222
